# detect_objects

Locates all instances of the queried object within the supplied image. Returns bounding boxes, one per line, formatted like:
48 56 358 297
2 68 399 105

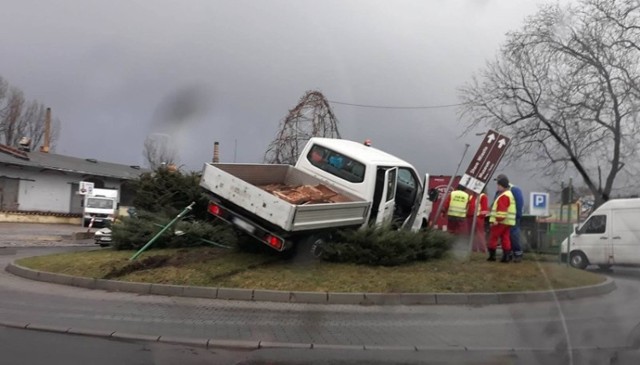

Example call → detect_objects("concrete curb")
0 320 436 352
1 320 633 353
5 261 617 306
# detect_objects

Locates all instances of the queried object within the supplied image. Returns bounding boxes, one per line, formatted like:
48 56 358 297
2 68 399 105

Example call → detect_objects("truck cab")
83 188 119 228
296 138 427 228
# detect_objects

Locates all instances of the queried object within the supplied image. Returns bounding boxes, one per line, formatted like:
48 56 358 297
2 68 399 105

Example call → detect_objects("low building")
0 144 144 223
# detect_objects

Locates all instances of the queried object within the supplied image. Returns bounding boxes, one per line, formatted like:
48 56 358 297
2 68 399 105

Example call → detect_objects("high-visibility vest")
490 190 516 226
448 190 469 218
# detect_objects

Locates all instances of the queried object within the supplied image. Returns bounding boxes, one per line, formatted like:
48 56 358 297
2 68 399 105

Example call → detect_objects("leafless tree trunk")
143 134 178 170
459 0 640 207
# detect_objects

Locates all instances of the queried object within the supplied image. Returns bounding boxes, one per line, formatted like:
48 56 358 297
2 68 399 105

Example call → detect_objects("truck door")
375 167 398 225
403 173 433 231
611 209 640 265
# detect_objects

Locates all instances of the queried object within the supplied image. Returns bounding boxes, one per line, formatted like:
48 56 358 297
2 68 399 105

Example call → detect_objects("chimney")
40 107 51 153
213 141 220 163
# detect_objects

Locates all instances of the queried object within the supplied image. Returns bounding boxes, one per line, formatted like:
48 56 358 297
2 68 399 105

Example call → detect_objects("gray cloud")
0 0 546 193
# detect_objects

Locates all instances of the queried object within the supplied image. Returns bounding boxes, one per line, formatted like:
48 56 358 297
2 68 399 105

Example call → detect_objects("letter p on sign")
530 192 549 216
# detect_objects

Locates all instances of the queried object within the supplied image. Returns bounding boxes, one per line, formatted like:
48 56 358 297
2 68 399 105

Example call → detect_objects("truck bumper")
207 200 290 252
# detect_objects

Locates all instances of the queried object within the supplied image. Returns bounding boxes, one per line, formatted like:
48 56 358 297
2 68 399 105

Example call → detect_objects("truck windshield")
307 144 365 183
86 198 114 209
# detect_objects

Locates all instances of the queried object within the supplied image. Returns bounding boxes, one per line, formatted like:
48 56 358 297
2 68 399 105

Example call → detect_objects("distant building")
0 144 144 218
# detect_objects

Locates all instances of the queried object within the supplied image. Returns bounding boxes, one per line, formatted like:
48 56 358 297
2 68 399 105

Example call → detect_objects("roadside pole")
130 202 196 261
566 178 573 268
432 144 470 228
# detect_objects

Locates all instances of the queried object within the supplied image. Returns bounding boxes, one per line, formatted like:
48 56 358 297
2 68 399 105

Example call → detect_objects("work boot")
486 249 496 262
500 250 513 263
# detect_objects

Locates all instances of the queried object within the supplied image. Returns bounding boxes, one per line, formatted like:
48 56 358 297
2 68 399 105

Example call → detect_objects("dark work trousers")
510 218 522 257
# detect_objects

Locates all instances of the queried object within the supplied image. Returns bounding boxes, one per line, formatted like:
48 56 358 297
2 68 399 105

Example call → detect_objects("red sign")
460 130 510 194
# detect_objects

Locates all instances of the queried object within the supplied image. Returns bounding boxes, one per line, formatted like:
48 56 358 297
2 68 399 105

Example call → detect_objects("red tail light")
208 202 222 216
264 234 284 250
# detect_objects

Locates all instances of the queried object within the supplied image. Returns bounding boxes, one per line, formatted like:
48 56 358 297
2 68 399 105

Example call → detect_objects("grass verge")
17 248 605 293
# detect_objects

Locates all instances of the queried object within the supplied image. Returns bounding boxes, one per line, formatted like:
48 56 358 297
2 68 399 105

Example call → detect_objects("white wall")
0 165 123 213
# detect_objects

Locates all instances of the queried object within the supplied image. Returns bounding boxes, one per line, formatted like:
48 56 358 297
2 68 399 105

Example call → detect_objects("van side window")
580 215 606 234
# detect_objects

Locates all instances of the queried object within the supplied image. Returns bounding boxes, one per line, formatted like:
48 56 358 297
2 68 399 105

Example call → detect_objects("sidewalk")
0 223 94 247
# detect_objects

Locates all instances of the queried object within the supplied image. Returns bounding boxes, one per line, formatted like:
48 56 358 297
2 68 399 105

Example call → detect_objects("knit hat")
497 176 510 188
494 174 508 181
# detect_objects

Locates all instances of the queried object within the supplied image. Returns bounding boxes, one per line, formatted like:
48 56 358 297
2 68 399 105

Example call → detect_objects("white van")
561 198 640 269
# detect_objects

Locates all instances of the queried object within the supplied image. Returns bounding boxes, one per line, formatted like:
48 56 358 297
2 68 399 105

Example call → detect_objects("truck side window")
386 169 397 202
580 215 606 234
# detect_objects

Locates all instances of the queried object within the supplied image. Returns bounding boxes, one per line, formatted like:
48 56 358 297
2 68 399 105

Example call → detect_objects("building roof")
0 144 146 180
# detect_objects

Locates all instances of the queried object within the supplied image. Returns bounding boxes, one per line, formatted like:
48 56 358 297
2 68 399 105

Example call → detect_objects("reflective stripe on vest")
490 190 516 226
448 190 469 218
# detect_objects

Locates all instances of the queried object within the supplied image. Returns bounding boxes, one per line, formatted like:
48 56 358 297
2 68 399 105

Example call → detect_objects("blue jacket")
510 184 524 220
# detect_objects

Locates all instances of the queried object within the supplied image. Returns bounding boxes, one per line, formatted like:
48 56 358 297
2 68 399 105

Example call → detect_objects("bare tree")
0 76 61 151
0 77 7 119
459 0 640 207
264 90 341 164
143 134 178 170
18 101 45 148
1 87 25 147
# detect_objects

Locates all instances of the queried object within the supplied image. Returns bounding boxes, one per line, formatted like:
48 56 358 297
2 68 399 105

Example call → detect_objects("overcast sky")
1 0 558 195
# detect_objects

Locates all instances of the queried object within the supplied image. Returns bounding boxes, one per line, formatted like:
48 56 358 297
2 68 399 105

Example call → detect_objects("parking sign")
529 192 549 216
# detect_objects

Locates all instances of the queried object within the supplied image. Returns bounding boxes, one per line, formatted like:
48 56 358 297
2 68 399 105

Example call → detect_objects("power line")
327 100 463 110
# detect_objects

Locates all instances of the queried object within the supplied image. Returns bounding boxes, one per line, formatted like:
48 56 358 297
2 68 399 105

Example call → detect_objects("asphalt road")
0 326 245 365
1 247 640 364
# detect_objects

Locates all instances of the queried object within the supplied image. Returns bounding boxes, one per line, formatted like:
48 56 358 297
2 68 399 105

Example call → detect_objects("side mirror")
574 224 580 235
427 188 439 202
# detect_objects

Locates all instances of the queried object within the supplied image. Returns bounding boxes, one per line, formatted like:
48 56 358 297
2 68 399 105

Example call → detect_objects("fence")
520 218 575 255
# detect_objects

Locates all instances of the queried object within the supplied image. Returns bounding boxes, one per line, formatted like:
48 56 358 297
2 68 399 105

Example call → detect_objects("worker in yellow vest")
488 177 517 262
443 185 470 236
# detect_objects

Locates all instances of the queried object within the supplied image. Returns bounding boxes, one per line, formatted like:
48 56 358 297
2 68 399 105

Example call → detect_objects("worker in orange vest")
442 185 470 236
467 189 489 253
488 177 517 262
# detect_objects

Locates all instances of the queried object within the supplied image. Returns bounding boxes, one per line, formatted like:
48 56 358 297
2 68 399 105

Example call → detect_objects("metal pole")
432 144 470 228
568 178 573 223
468 191 482 254
560 181 565 222
129 202 196 261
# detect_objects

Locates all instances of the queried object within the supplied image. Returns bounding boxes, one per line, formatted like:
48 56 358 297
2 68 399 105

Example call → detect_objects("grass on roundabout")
16 246 605 294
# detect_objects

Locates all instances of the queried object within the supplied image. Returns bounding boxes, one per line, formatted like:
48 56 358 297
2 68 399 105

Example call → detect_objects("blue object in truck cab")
328 155 344 169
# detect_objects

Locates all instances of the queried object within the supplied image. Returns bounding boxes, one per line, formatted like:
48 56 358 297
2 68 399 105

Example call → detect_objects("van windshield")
306 144 365 183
